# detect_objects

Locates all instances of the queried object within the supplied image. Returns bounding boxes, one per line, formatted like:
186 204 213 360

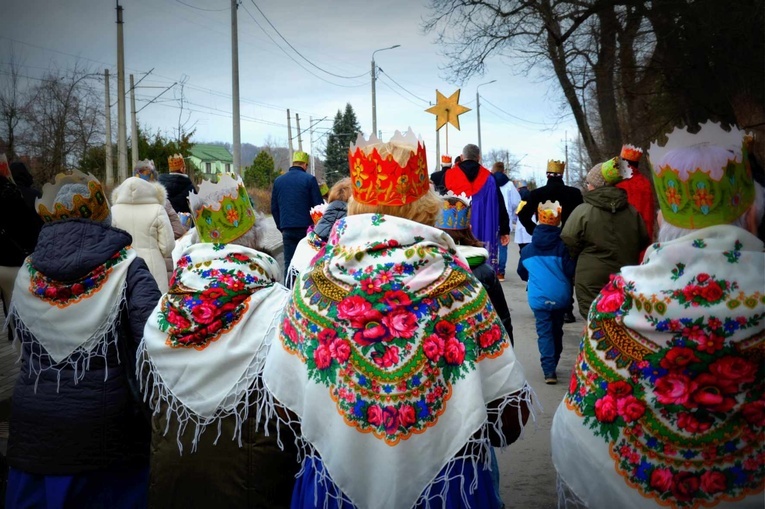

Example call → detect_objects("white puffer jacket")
111 177 175 292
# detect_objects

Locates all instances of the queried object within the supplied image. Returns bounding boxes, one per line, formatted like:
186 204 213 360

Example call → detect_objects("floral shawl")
9 247 136 383
139 242 289 453
552 225 764 508
263 213 532 509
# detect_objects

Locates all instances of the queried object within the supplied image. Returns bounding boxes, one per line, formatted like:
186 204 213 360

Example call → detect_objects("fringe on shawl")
275 383 539 509
4 281 128 393
285 264 301 290
136 304 285 455
556 474 590 509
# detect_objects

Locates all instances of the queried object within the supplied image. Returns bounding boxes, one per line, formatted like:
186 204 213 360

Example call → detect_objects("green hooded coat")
561 186 649 318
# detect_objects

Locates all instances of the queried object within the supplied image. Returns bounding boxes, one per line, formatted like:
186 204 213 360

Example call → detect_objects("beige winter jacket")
111 177 175 292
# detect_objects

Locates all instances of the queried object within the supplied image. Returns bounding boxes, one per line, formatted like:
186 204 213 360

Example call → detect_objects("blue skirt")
5 464 149 509
291 453 503 509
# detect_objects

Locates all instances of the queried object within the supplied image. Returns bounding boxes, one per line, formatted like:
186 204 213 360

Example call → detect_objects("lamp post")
371 44 401 137
476 79 496 154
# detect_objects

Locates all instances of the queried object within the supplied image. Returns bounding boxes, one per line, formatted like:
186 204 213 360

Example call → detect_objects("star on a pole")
425 89 471 131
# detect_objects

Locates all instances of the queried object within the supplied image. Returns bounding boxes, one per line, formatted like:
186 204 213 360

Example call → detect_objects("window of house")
205 162 211 173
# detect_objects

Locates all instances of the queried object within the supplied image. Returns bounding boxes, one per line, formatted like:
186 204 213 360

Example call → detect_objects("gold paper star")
425 89 471 131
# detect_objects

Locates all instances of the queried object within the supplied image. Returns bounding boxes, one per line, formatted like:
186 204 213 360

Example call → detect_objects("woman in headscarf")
552 122 765 508
138 174 298 508
5 170 160 508
111 160 176 292
264 130 534 509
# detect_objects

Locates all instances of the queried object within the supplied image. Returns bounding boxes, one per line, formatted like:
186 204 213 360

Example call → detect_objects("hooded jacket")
561 185 649 318
517 224 576 310
517 176 583 236
111 177 175 292
7 219 160 475
314 200 347 241
158 172 197 214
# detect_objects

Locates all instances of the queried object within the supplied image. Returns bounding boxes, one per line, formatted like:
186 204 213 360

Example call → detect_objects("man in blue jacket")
271 151 323 278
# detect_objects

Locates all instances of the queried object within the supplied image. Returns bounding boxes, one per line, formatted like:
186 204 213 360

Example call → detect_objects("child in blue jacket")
517 200 576 384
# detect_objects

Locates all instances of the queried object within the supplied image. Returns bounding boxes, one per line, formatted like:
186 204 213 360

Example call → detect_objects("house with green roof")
189 144 233 181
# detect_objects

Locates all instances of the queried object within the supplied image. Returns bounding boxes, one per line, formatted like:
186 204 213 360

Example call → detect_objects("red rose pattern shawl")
552 225 764 508
263 213 533 509
139 242 289 453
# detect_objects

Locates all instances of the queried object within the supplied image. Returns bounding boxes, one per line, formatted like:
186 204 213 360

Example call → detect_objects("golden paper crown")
36 170 109 223
620 144 643 162
188 174 256 243
537 200 562 226
547 160 565 174
348 129 429 207
168 153 186 172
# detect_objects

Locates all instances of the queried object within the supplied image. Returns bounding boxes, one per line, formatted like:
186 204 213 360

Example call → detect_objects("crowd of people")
0 120 762 509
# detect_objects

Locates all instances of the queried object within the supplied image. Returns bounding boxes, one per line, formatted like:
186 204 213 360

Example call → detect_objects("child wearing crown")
264 130 534 509
517 201 576 384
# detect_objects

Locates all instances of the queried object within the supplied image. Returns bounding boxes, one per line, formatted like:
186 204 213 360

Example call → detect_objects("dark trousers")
532 308 565 377
282 227 308 280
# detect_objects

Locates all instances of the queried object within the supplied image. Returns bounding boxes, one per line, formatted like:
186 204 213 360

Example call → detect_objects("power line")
239 3 368 88
248 0 369 80
377 68 429 104
175 0 228 11
376 79 426 109
480 96 554 127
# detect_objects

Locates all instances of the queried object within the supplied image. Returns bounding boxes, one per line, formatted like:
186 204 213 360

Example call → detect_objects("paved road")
496 244 582 508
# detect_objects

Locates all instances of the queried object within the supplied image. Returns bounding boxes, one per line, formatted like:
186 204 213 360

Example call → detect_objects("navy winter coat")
517 224 576 311
314 200 347 241
158 172 196 214
270 167 324 231
7 219 161 475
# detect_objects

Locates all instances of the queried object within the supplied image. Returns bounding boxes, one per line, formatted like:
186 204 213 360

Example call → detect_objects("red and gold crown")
348 129 429 207
441 154 453 167
310 203 328 225
538 200 562 226
36 170 109 223
547 160 565 174
620 144 643 162
168 153 186 172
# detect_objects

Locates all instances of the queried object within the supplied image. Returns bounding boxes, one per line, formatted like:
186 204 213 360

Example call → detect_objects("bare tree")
0 49 29 161
483 148 522 177
22 65 104 183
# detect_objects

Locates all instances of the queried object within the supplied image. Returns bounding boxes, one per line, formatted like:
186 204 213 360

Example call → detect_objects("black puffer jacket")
314 200 347 241
158 173 197 214
7 219 161 475
0 176 42 267
518 176 583 236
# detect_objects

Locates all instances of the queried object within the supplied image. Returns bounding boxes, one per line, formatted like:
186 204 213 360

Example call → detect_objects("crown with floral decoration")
310 203 328 225
348 129 429 206
547 160 565 174
188 173 256 243
620 144 643 163
647 121 753 230
538 200 562 226
168 153 186 172
435 191 471 230
36 170 109 223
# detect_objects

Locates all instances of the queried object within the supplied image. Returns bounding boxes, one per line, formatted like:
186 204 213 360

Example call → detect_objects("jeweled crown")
647 121 754 229
36 170 109 223
537 200 562 226
348 129 429 206
168 153 185 172
547 160 565 174
620 144 643 163
188 174 256 243
435 191 471 230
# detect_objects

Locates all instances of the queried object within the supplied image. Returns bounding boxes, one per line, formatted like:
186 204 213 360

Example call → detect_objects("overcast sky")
2 0 578 181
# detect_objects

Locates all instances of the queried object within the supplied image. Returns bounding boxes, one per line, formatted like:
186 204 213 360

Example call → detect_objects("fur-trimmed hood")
111 177 167 206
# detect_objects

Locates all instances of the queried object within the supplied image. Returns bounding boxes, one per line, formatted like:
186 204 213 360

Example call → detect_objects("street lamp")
371 44 401 137
476 79 496 154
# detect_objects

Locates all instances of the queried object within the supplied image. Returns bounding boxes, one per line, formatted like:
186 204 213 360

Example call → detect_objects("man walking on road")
518 160 583 322
271 151 323 279
444 144 511 273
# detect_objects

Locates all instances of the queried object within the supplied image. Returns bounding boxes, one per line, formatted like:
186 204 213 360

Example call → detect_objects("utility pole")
104 69 114 189
476 80 496 155
231 0 241 175
130 74 138 169
435 123 440 171
116 0 128 182
564 130 569 185
371 45 400 137
309 116 315 175
296 113 303 151
286 109 294 155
